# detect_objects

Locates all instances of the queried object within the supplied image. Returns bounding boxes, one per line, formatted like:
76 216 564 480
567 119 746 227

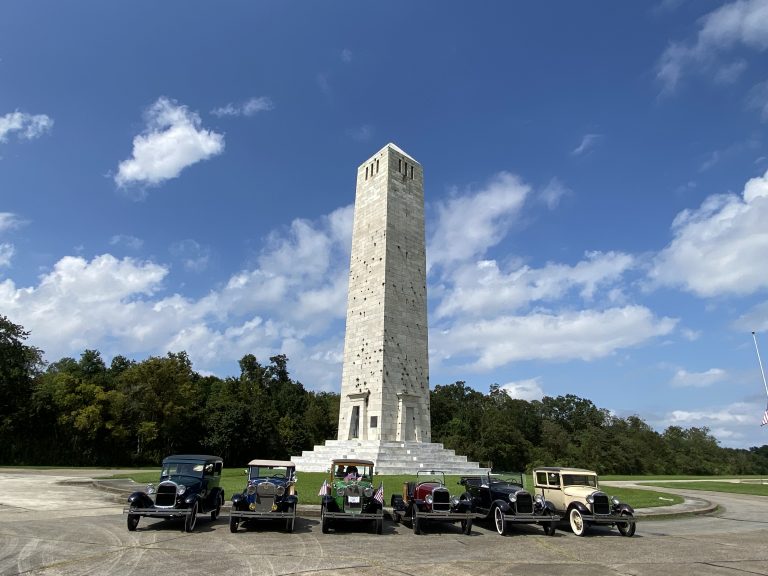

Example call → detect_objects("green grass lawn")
640 481 768 497
109 469 681 508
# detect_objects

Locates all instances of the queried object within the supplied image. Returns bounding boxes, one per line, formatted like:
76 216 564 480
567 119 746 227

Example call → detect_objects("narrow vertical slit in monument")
376 159 379 173
399 158 402 173
365 166 368 180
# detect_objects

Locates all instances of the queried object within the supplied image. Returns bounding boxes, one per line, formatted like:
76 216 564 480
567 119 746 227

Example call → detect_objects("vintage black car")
459 471 559 535
319 459 383 534
391 470 473 535
124 454 225 532
229 459 298 533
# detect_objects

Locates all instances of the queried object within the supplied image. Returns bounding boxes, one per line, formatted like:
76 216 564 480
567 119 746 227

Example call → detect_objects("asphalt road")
0 471 767 576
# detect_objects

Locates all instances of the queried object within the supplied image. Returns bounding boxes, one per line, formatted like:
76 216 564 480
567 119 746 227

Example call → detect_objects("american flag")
761 409 768 427
318 479 328 496
373 482 384 505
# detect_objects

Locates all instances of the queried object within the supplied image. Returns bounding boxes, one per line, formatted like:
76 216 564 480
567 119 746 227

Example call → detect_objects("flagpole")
752 331 768 398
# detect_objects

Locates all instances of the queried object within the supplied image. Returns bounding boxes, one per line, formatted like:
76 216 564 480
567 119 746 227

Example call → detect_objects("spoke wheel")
184 501 198 533
617 511 636 537
286 508 296 533
569 508 587 537
493 506 506 535
126 508 139 532
229 514 239 533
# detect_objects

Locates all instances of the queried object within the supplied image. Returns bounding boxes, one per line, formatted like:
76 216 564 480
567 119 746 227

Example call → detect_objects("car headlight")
534 493 544 505
611 496 620 506
177 484 186 496
364 487 373 498
337 487 345 497
146 484 155 495
508 493 517 503
276 485 286 497
247 484 257 495
425 494 433 504
451 496 459 507
586 494 594 504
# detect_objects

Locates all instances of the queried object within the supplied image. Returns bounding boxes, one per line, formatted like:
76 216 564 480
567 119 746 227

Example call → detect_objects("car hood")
162 476 203 493
563 486 599 499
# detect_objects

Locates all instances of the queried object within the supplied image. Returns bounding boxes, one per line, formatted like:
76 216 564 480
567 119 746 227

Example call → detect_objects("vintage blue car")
229 459 299 533
124 454 225 532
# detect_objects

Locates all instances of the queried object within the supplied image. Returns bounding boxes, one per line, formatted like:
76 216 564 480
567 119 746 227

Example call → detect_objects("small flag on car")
318 479 328 496
761 409 768 427
373 481 384 505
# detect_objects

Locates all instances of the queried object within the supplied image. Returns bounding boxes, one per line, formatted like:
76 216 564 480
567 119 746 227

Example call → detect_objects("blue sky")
2 1 768 448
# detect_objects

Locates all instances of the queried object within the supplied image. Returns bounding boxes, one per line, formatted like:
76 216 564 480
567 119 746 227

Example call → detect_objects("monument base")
290 440 488 475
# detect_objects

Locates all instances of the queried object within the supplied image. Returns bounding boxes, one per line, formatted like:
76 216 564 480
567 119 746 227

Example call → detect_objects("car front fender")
283 494 298 506
492 500 511 514
614 502 634 515
127 491 154 509
568 501 590 515
231 492 247 510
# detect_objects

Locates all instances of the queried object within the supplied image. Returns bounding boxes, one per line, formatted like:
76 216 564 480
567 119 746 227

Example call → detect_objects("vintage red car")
391 470 473 535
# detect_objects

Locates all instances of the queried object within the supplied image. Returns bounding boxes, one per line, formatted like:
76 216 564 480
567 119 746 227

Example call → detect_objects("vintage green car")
319 458 383 534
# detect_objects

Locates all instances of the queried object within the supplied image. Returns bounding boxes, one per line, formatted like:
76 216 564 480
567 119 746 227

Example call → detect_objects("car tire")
493 505 506 535
184 501 198 533
412 510 421 535
229 514 239 533
569 508 587 536
392 510 400 524
617 511 636 537
375 516 383 535
126 508 139 532
286 507 296 533
211 494 222 521
320 505 330 534
461 518 472 535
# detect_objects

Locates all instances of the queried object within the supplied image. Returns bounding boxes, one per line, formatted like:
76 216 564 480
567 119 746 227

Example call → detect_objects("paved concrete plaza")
1 470 767 575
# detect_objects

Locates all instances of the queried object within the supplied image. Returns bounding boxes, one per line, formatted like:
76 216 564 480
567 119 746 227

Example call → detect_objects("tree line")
2 315 767 473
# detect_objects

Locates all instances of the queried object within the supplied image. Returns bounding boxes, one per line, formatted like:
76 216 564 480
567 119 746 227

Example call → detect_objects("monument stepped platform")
291 440 489 475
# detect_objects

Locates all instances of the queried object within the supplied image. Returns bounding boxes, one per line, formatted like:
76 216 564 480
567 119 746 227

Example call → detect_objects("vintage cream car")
532 467 636 537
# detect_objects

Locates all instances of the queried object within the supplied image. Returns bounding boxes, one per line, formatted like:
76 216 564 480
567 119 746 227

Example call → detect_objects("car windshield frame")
160 461 208 480
249 465 294 482
488 471 524 487
332 462 374 482
561 474 598 488
416 470 446 486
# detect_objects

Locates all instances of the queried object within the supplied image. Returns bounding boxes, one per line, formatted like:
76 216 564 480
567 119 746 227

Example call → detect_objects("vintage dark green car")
124 454 225 532
229 459 298 533
319 458 383 534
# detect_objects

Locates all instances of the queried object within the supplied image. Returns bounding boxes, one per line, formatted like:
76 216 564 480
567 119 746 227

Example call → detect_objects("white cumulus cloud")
428 171 530 270
657 0 768 94
211 96 274 117
650 168 768 297
0 111 53 143
115 97 224 187
670 368 728 387
501 378 545 401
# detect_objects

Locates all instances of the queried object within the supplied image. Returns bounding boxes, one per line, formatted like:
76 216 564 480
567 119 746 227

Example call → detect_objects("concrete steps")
291 441 488 475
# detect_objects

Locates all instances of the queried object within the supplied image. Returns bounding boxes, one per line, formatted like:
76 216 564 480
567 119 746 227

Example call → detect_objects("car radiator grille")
253 482 276 512
345 484 362 511
593 493 610 515
432 488 450 512
514 492 533 514
155 483 177 507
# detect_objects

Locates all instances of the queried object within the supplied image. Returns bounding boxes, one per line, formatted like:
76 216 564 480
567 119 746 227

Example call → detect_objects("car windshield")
489 472 524 487
562 474 598 487
249 466 292 481
417 471 446 486
161 461 206 479
332 462 373 481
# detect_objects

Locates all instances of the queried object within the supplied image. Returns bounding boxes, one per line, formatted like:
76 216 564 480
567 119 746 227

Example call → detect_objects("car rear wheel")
412 509 421 535
461 518 472 535
229 514 239 533
126 507 139 532
375 516 383 535
493 505 506 535
184 501 198 533
569 508 587 536
211 494 222 521
617 511 636 537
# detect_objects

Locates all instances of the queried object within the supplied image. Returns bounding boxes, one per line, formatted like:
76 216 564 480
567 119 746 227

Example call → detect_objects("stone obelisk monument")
292 143 483 473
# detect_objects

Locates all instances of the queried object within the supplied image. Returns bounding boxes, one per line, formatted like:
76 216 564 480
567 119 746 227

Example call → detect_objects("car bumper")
230 509 295 520
581 513 635 525
502 513 561 523
123 506 192 517
416 510 474 522
322 510 383 520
